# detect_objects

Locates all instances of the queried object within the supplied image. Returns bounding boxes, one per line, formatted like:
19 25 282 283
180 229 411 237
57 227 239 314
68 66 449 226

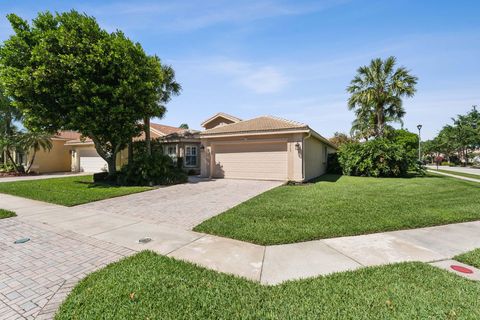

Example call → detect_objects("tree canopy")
422 106 480 164
347 56 417 139
0 11 177 174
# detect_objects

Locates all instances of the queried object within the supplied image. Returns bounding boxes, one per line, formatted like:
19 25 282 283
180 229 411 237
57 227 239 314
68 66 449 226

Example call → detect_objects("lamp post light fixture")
417 124 423 161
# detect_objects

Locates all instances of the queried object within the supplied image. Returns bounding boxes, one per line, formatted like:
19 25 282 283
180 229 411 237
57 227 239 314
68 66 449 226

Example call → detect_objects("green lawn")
0 209 16 219
194 174 480 245
456 249 480 269
431 168 480 180
56 251 480 320
0 176 152 206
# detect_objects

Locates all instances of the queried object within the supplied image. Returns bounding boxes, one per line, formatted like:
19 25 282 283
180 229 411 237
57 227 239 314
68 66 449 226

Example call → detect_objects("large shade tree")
0 11 174 175
347 56 418 138
0 87 22 170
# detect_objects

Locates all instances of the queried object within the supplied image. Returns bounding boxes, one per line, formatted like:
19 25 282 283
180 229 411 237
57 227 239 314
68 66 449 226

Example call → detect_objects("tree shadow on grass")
74 181 122 189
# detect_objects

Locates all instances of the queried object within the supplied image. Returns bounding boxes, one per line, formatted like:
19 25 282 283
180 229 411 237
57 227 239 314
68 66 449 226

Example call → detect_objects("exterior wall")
304 136 337 181
201 133 303 181
203 116 237 130
27 139 71 173
304 136 327 181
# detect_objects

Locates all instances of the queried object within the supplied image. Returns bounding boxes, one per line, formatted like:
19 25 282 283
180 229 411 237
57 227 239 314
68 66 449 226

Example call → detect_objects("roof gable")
201 112 242 129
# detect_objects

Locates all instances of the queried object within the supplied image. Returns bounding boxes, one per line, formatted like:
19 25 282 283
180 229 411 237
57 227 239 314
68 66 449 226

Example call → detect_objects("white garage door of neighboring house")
213 142 288 180
80 155 107 173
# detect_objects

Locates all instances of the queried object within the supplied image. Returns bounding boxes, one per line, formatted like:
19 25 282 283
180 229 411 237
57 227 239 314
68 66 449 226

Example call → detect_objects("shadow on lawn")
74 181 122 189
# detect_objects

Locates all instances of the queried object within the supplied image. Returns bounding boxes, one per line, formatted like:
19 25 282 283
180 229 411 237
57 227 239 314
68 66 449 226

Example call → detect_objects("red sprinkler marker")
450 265 474 274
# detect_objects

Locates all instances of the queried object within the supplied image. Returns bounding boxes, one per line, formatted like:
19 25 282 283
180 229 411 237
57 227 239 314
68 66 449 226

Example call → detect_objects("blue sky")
1 0 479 139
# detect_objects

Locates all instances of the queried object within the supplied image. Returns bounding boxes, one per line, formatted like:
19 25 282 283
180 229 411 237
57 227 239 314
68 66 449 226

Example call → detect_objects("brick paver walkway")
0 219 133 319
77 178 282 229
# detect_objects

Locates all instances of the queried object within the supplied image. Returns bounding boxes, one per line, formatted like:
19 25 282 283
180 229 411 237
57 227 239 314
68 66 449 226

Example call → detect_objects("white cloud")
207 58 289 94
88 0 349 32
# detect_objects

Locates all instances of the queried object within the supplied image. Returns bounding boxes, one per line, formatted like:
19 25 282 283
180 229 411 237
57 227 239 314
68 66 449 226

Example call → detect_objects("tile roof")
150 123 185 135
201 116 308 135
54 131 83 140
201 112 243 127
64 122 185 145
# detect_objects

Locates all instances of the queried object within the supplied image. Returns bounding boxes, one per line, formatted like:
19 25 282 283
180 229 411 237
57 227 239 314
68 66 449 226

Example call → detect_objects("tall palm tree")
21 131 53 173
347 56 417 138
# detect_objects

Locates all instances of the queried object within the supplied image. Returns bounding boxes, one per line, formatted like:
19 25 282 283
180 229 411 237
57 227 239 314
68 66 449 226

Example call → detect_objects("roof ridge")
150 122 183 130
262 115 307 127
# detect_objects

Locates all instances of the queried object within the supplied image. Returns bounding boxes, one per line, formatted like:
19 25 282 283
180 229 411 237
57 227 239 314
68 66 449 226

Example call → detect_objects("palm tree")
144 64 181 156
21 131 53 173
347 56 417 138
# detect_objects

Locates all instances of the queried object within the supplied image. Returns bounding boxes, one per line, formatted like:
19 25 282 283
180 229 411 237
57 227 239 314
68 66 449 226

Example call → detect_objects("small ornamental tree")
0 11 170 176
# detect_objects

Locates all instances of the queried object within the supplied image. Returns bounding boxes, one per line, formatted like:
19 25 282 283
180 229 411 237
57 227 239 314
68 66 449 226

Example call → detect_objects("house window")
16 151 26 166
165 145 177 164
324 146 328 162
185 145 197 167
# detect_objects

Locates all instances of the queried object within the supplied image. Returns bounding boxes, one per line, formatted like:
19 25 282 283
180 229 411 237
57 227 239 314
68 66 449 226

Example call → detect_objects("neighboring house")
66 123 200 173
199 113 336 182
3 131 76 174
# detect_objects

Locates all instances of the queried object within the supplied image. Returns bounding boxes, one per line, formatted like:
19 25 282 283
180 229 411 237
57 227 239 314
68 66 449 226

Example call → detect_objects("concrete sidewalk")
2 193 480 318
427 169 480 183
427 165 480 176
6 192 480 284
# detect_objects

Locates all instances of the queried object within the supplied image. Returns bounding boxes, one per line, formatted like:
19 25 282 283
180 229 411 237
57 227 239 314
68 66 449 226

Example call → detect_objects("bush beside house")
94 139 187 186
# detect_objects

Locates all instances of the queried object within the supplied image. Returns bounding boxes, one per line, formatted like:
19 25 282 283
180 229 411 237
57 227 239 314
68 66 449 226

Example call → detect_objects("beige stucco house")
8 113 335 181
199 113 336 182
4 131 78 174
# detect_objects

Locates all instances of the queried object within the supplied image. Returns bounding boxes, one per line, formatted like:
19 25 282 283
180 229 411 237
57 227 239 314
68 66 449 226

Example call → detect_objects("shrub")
338 138 414 177
93 172 109 183
326 153 342 174
117 152 187 186
0 163 16 173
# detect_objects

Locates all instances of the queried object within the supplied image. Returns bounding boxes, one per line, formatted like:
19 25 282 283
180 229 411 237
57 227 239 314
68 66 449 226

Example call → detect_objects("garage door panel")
80 156 107 173
214 142 288 180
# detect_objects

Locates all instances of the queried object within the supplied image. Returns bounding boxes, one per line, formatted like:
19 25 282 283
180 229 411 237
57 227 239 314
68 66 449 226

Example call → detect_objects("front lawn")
0 176 152 206
56 251 480 319
456 249 480 269
0 209 16 219
194 174 480 245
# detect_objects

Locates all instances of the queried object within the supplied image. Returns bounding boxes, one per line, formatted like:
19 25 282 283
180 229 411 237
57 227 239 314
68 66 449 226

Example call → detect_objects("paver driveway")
77 178 283 229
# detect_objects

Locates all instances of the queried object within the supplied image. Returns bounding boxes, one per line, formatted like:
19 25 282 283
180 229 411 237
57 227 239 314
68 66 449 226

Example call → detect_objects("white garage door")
213 142 288 180
80 155 107 173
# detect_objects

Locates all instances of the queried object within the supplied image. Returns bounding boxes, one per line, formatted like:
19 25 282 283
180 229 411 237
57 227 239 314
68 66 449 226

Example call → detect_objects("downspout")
302 131 311 181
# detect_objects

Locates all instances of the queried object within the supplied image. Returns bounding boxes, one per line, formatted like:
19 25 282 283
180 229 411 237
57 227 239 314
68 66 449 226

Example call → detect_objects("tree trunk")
144 117 151 156
26 150 37 173
127 138 133 164
376 105 385 137
5 149 19 172
89 134 118 177
107 156 116 176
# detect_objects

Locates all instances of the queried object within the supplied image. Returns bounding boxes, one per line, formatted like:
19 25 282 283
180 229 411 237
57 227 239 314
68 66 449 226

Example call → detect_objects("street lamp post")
417 124 423 162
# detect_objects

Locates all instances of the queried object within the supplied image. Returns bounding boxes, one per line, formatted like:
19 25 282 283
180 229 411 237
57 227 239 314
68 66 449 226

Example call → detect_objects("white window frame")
165 145 178 164
185 145 198 167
